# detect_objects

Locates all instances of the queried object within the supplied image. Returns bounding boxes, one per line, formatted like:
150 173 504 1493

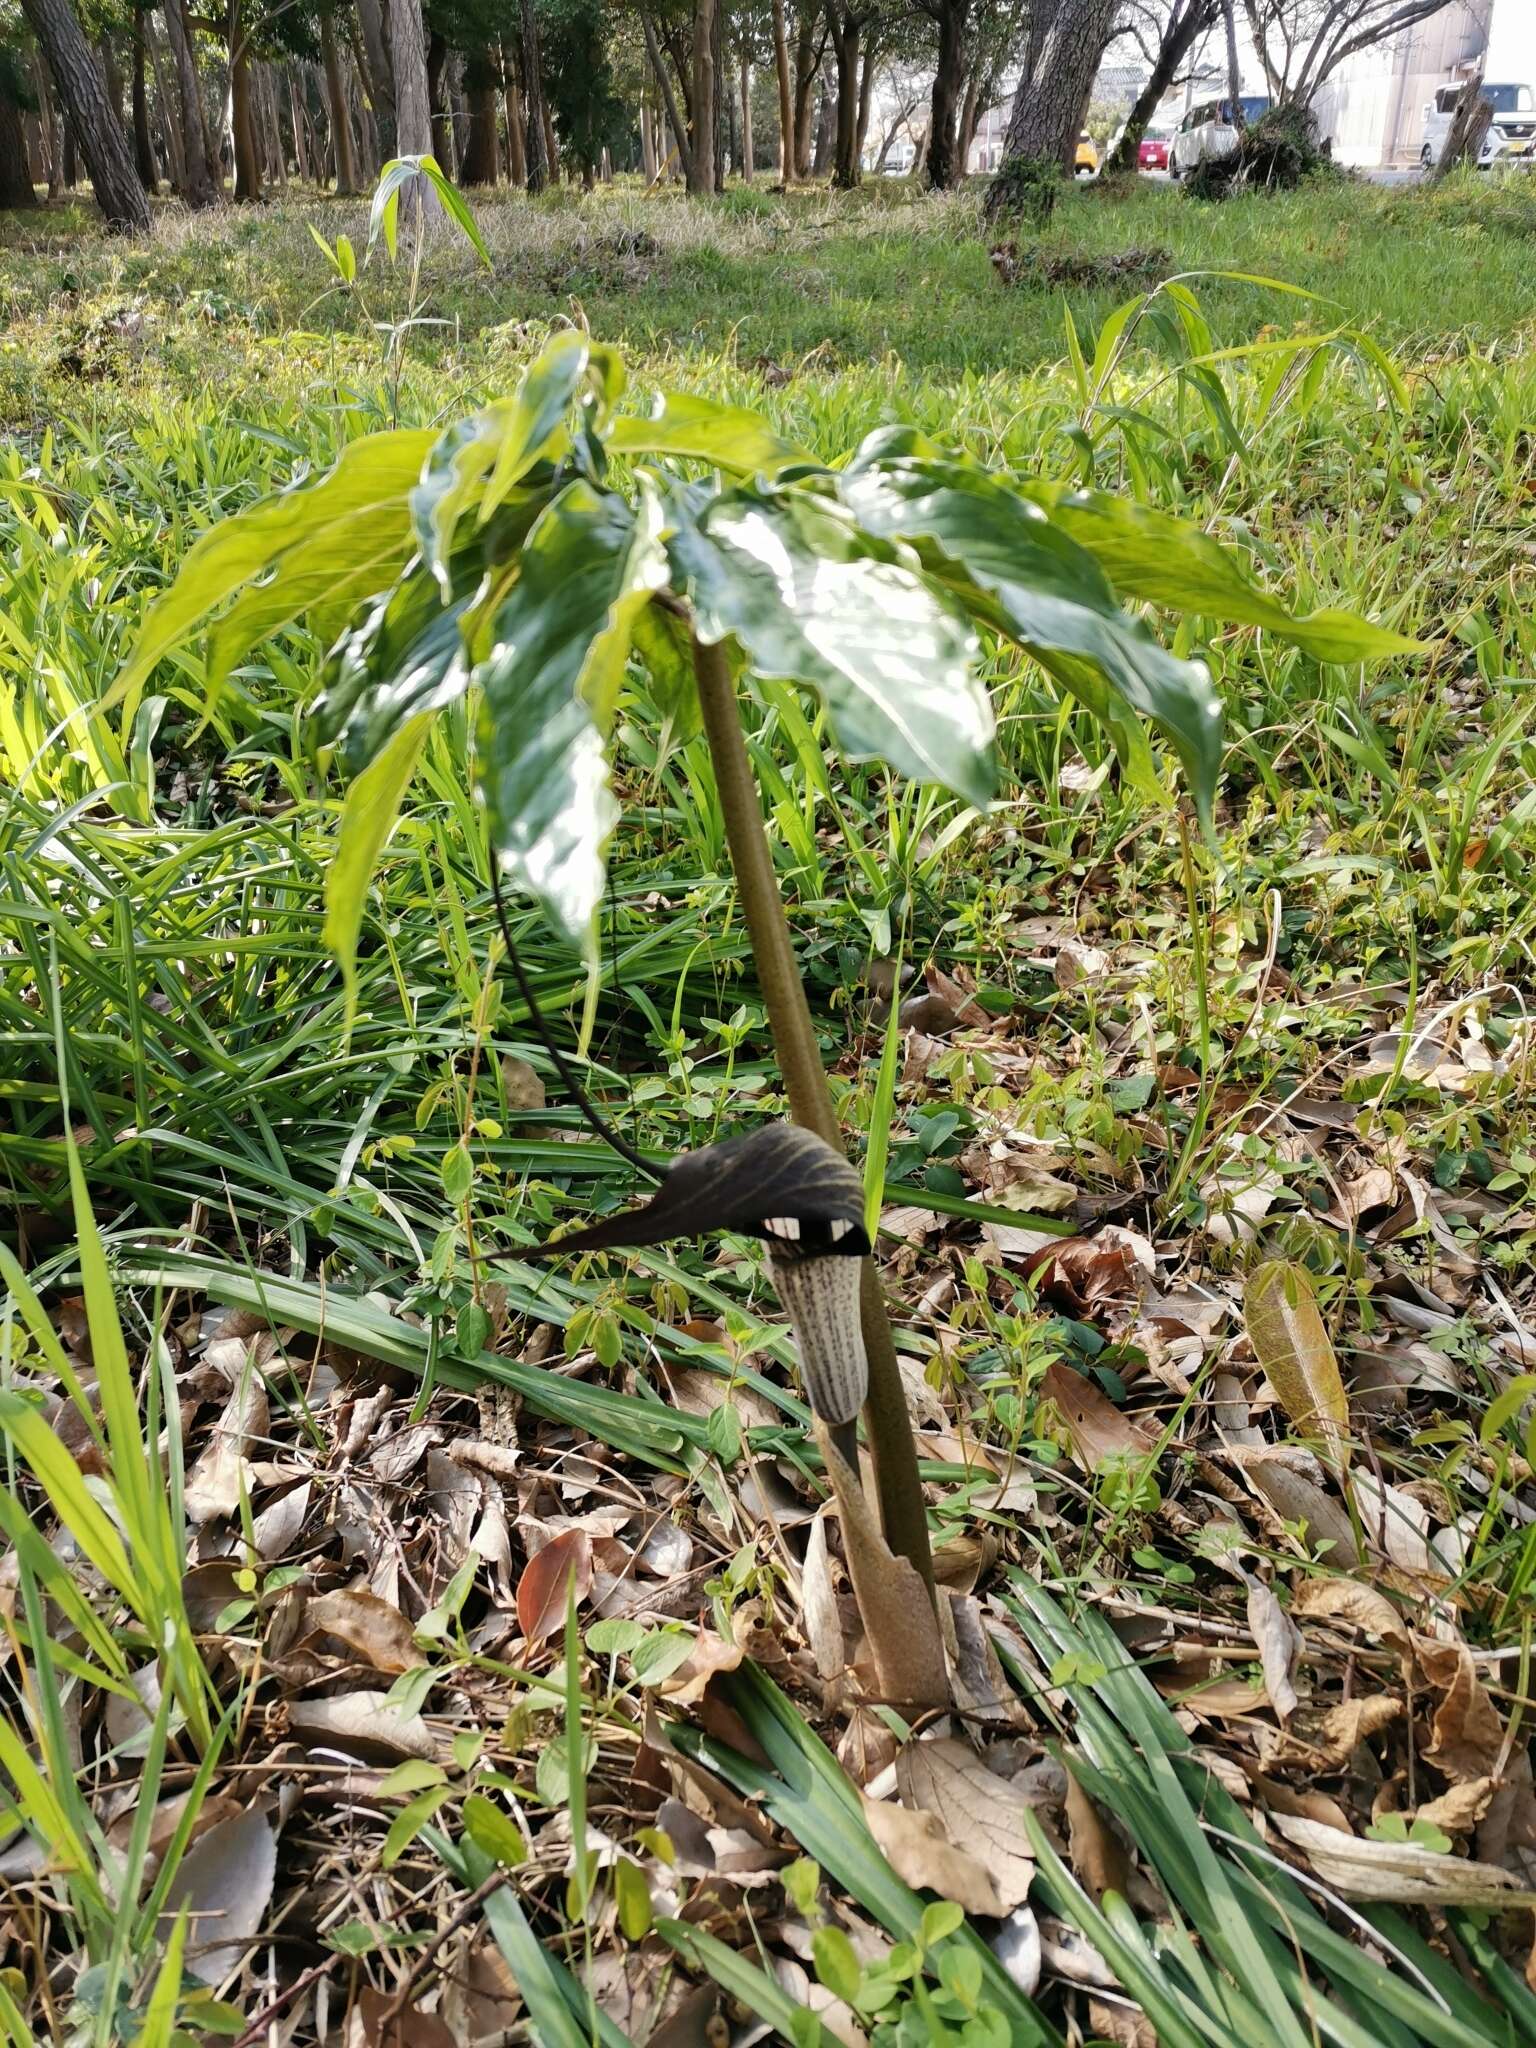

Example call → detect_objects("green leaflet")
607 391 807 476
113 429 435 710
324 711 436 1022
838 447 1220 818
1027 485 1425 663
475 479 668 947
668 484 996 811
413 331 620 584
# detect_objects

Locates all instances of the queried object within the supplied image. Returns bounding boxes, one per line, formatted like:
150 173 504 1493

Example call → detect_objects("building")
1312 2 1495 168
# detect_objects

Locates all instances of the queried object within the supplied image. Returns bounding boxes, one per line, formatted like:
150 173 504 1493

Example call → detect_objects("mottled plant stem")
691 628 935 1595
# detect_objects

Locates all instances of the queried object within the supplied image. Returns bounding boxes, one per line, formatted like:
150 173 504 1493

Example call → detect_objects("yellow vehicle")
1075 131 1099 176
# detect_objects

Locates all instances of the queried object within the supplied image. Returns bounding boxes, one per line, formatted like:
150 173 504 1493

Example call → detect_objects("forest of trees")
0 0 1465 231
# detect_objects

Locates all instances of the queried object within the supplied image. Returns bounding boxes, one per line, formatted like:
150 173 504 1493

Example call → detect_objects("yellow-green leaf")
1245 1260 1350 1470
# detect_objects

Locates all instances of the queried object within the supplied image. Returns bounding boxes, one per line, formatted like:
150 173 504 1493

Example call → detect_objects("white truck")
1421 80 1536 169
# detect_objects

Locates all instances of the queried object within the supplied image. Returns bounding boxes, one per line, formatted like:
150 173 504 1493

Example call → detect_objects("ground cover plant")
3 166 1536 2045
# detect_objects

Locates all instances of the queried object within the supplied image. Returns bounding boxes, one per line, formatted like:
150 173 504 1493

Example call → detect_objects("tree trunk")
520 0 548 191
854 44 875 163
228 0 261 200
1432 74 1493 181
264 62 286 185
390 0 443 228
130 15 160 189
738 49 752 179
0 73 37 205
827 8 860 189
1222 0 1243 131
688 0 716 192
320 12 358 192
811 65 833 173
792 11 818 178
501 38 526 185
288 65 309 181
33 56 62 195
22 0 150 228
62 115 77 185
146 17 185 189
925 0 965 188
640 7 690 184
354 0 395 154
985 0 1115 207
425 30 451 170
1105 0 1211 173
100 36 125 124
461 54 498 183
957 64 980 169
770 0 794 181
163 0 215 203
639 94 656 179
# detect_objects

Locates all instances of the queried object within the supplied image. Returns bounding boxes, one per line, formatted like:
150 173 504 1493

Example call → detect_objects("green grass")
4 166 1536 2044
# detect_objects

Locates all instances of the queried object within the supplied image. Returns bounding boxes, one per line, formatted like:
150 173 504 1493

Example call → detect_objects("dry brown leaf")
801 1511 845 1683
1290 1578 1410 1660
1054 940 1110 989
184 1374 268 1526
1088 1999 1157 2048
288 1691 440 1760
1262 1696 1401 1772
818 1422 948 1711
345 1987 456 2048
1414 1778 1498 1836
1245 1261 1350 1471
1418 1641 1505 1785
1348 1472 1434 1575
1233 1452 1360 1566
1245 1579 1301 1721
107 1789 241 1860
894 1737 1035 1910
863 1793 1006 1916
1268 1811 1520 1904
499 1054 547 1113
1038 1361 1151 1474
251 1480 311 1561
165 1804 277 1985
659 1630 745 1705
943 1593 1027 1726
1065 1766 1129 1902
515 1526 592 1642
306 1588 419 1675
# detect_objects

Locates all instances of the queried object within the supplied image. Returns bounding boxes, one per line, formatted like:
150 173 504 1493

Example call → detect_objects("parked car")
1075 131 1099 176
1168 96 1270 178
1420 81 1536 169
1138 130 1171 171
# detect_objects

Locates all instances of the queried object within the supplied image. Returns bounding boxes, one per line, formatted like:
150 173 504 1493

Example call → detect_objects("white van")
1168 96 1270 178
1420 81 1536 168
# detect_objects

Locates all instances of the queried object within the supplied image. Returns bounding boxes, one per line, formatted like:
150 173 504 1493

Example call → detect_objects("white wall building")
1312 2 1494 167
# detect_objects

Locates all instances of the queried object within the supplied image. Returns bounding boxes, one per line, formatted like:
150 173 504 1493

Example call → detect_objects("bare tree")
1242 0 1462 108
1105 0 1217 171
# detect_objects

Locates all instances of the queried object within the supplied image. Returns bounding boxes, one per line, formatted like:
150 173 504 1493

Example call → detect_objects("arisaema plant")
113 328 1417 1589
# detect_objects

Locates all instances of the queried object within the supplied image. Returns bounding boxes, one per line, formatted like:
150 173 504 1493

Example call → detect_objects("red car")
1138 133 1170 170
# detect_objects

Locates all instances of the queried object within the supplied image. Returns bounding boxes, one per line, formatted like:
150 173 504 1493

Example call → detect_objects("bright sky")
1489 0 1536 82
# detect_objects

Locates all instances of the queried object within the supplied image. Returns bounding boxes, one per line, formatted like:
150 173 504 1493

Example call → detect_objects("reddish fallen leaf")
1022 1232 1150 1315
515 1526 592 1642
1038 1362 1151 1472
